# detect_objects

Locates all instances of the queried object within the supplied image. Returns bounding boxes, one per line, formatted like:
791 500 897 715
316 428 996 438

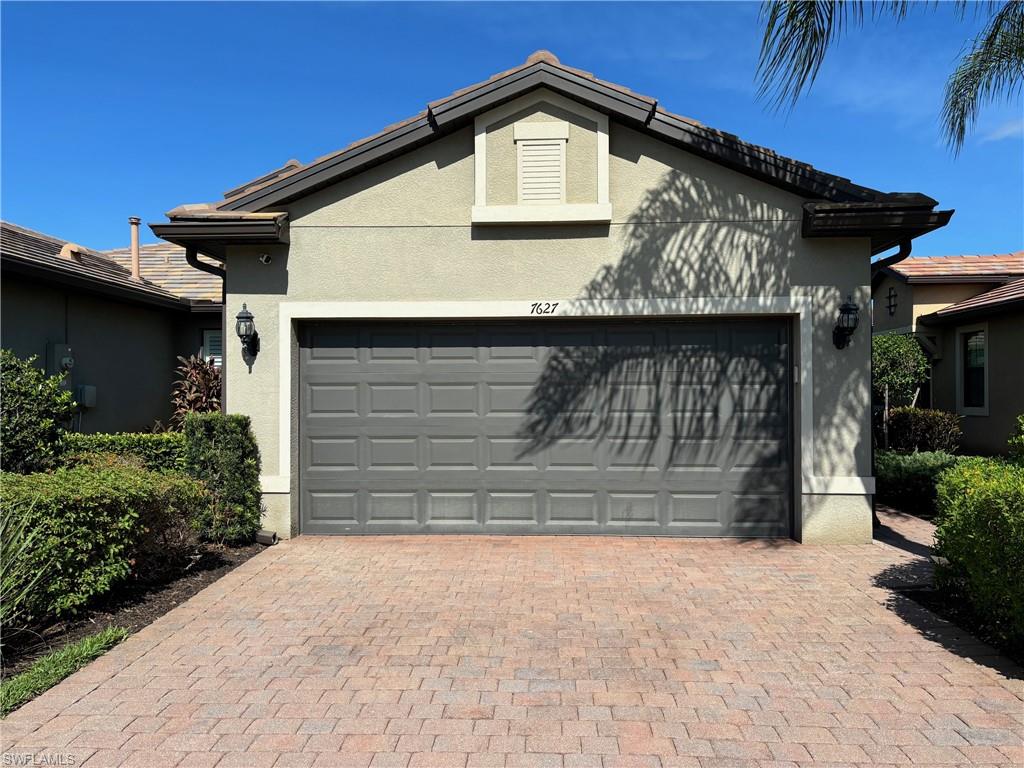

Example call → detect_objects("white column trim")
272 296 872 497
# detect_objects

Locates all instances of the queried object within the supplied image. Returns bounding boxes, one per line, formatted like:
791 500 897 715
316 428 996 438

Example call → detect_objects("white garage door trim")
261 297 874 498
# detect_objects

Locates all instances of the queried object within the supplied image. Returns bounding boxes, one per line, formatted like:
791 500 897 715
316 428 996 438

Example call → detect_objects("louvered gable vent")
514 122 568 204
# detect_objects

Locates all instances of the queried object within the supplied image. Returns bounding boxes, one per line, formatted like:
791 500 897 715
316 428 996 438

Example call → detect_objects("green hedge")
934 457 1024 654
61 432 186 471
1009 414 1024 458
875 450 961 517
886 407 962 453
183 413 262 544
0 462 208 620
1 349 76 474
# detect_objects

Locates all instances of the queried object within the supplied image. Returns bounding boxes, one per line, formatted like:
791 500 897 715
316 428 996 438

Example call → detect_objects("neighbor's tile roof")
933 276 1024 317
104 242 223 302
1 220 184 305
890 252 1024 281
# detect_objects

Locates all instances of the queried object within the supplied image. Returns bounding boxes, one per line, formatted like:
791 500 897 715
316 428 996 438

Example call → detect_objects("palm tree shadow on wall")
512 164 869 534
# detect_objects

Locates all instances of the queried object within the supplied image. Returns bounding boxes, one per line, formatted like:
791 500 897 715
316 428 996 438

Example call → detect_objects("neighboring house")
103 241 225 366
872 252 1024 454
151 51 951 543
0 220 223 432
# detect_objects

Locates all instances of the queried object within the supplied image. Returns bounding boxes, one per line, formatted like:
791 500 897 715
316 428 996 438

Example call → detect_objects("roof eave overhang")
918 297 1024 326
215 61 936 213
1 254 189 311
149 215 289 261
803 203 954 256
904 275 1016 285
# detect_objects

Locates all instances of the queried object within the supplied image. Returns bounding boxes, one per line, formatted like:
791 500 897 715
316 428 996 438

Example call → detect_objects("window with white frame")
514 121 568 204
202 329 223 368
956 324 987 415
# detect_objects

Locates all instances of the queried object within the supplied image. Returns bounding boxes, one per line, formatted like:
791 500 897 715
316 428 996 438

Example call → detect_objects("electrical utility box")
46 342 75 377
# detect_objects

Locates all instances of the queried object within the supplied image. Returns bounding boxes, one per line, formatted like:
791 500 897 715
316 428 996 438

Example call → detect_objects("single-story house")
872 252 1024 453
1 219 223 432
103 240 225 366
151 51 951 542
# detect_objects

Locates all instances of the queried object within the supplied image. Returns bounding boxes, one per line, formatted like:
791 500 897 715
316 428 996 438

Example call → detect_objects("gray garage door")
299 319 791 536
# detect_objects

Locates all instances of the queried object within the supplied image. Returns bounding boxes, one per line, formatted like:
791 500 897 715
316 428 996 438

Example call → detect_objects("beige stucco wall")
871 278 990 335
485 100 599 206
1 274 215 432
871 273 913 333
912 284 989 329
928 310 1024 454
224 116 874 543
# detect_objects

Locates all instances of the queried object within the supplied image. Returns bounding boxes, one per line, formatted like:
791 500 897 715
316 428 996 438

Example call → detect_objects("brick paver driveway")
3 511 1022 767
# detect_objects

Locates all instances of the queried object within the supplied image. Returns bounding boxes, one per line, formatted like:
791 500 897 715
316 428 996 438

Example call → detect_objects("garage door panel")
426 492 478 523
300 319 791 537
486 437 539 470
425 437 479 470
367 437 419 469
547 492 599 525
486 492 540 524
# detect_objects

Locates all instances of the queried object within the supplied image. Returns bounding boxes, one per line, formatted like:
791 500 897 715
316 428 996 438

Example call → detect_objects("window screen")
962 330 985 409
203 329 223 368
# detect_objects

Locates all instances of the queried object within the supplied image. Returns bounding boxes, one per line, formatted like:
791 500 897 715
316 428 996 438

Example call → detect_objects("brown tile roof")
932 277 1024 317
103 242 223 303
204 50 900 214
1 220 186 307
890 252 1024 282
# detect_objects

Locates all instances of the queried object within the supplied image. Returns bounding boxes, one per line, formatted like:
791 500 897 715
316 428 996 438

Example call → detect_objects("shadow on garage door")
298 317 792 537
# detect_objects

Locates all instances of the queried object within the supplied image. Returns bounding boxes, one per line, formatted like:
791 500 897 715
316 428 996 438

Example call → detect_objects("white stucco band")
260 296 874 504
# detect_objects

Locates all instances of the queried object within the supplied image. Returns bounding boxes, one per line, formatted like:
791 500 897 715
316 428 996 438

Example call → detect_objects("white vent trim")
515 125 567 204
473 88 610 224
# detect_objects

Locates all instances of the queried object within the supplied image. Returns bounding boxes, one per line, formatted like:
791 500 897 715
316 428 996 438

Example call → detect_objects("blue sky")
2 1 1022 255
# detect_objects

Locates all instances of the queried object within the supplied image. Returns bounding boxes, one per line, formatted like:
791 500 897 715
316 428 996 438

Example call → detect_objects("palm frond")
757 1 955 109
942 0 1024 152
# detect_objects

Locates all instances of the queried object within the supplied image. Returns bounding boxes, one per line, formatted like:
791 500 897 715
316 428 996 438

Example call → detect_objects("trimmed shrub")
872 334 929 407
0 350 76 473
874 450 961 517
886 407 962 454
934 457 1024 654
171 355 222 429
61 431 186 471
1009 413 1024 458
0 463 208 619
183 413 262 544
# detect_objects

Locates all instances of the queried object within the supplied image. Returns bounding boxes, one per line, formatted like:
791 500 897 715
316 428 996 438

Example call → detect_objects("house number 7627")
529 302 559 315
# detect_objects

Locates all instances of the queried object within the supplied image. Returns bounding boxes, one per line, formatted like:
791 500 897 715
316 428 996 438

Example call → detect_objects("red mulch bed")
1 542 263 679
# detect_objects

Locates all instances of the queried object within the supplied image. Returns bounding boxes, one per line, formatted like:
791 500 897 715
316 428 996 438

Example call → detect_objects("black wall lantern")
235 303 260 356
833 295 860 349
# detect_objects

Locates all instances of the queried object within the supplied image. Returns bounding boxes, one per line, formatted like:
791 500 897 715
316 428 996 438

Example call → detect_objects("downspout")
185 247 228 409
872 239 912 272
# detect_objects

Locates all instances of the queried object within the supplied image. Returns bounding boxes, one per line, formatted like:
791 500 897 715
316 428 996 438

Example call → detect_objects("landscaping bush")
0 349 76 473
0 511 48 644
934 457 1024 654
183 412 262 544
171 355 221 429
61 431 186 471
886 407 962 454
1009 413 1024 458
874 450 961 517
0 462 208 620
